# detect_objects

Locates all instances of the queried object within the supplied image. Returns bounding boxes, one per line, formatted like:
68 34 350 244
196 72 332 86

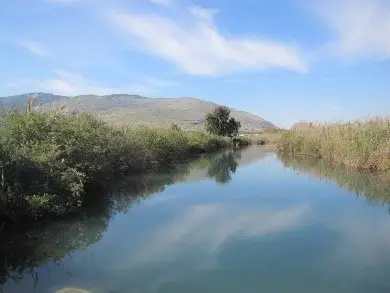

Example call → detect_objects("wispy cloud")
150 0 171 6
19 41 48 57
8 71 178 96
313 0 390 60
24 70 112 96
108 6 307 76
189 6 218 20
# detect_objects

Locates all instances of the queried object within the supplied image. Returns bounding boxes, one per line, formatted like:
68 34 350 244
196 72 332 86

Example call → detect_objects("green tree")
205 106 241 138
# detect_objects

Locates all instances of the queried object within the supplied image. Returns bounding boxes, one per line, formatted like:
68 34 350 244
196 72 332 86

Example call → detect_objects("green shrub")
186 131 230 153
0 110 232 219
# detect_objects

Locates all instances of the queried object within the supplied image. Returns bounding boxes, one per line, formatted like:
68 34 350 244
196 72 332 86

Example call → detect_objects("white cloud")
189 6 218 20
108 7 307 76
313 0 390 60
19 41 48 57
9 71 178 96
150 0 171 6
29 70 115 96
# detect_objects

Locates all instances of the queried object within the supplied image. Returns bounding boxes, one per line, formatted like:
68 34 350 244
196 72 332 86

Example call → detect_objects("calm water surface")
2 147 390 293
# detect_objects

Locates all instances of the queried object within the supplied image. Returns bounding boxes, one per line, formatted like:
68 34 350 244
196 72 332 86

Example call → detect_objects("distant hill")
0 93 69 109
0 93 276 132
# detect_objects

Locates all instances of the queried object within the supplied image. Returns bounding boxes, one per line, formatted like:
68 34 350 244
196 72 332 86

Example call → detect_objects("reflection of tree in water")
0 169 188 287
0 212 109 286
0 150 242 287
108 165 190 213
278 153 390 205
207 151 240 184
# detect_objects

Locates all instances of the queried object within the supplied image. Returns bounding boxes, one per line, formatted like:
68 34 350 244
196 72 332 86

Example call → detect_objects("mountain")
0 93 69 109
0 93 276 131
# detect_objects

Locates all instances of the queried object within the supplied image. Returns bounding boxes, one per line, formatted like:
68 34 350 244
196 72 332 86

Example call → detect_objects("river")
1 147 390 293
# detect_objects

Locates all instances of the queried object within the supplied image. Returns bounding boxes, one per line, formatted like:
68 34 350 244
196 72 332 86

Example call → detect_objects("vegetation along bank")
0 108 241 220
277 118 390 172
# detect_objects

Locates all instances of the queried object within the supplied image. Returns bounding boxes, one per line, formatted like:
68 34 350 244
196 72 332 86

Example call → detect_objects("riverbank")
0 111 234 220
277 118 390 171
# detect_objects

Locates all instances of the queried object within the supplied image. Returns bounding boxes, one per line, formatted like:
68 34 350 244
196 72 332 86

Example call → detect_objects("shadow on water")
0 148 251 289
277 153 390 205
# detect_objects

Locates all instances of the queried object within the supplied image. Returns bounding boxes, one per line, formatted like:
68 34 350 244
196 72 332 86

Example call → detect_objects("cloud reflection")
108 203 311 270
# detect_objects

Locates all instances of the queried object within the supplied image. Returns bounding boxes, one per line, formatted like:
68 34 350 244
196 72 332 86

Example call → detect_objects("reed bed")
277 117 390 171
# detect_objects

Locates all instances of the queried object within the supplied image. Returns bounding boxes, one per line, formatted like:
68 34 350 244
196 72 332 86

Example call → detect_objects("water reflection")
278 153 390 204
0 213 109 286
206 151 240 184
0 148 256 289
111 203 310 270
3 148 390 293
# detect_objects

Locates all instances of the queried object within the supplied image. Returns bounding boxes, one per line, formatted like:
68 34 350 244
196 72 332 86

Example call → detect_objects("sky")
0 0 389 127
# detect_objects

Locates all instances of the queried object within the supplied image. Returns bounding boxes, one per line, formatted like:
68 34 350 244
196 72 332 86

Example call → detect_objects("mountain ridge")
0 93 276 132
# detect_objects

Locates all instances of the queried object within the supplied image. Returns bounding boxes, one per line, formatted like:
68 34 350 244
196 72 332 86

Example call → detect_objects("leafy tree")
205 106 241 138
227 117 241 137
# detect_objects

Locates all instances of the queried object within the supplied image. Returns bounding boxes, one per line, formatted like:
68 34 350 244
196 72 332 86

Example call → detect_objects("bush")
185 131 230 154
0 111 231 219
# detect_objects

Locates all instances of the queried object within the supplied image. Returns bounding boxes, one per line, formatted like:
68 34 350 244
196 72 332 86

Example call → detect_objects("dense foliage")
205 106 241 138
0 110 230 219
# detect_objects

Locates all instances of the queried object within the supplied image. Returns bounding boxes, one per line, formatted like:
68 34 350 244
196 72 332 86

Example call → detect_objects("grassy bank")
0 110 231 219
277 118 390 171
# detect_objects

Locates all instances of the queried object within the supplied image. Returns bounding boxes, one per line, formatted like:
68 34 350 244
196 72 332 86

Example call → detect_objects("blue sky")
0 0 389 127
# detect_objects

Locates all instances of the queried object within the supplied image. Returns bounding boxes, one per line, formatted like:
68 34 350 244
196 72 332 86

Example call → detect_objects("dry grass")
244 128 286 146
278 117 390 171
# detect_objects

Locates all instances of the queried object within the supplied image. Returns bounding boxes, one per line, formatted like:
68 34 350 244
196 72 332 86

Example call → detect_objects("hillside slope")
0 93 69 109
0 93 276 131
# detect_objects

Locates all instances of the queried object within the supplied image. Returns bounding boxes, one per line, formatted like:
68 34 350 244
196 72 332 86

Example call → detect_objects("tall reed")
278 118 390 171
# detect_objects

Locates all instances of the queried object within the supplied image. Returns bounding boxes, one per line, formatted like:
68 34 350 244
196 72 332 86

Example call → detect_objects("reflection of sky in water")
3 148 390 293
105 203 311 270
